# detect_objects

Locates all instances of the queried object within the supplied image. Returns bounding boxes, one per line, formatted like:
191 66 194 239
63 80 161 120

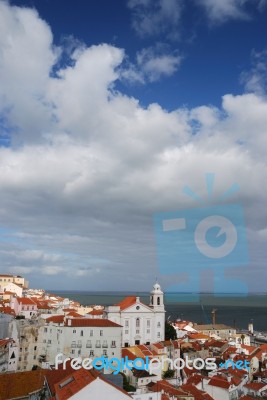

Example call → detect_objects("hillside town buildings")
0 274 267 400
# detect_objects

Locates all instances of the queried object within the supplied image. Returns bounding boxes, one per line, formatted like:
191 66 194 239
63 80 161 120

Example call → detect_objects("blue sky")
10 0 267 109
0 0 267 292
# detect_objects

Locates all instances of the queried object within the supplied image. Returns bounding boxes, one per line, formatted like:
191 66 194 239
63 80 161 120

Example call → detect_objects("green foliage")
165 321 177 340
163 368 175 379
119 372 136 392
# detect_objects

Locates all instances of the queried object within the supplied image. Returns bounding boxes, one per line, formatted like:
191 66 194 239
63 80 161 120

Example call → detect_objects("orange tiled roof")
0 370 46 400
244 381 267 390
208 376 232 389
65 318 122 328
46 315 65 323
17 297 37 305
115 296 137 310
88 309 103 315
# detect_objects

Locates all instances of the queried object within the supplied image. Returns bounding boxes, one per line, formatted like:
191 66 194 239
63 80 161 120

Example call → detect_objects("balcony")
71 344 76 348
86 343 92 348
77 344 82 348
102 344 108 348
95 343 101 348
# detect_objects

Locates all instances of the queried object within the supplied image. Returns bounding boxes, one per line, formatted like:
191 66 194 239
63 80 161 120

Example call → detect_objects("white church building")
104 283 165 347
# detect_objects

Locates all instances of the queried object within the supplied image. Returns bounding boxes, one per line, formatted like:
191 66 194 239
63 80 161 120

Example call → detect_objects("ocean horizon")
49 290 267 332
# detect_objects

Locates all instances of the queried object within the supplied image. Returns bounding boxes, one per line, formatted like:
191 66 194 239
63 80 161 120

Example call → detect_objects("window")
125 330 129 334
102 340 108 348
147 329 150 334
103 350 107 356
147 320 150 327
90 350 94 356
157 297 160 305
125 320 129 327
73 329 76 334
44 328 47 333
71 349 75 354
43 340 46 343
96 340 101 348
157 332 160 338
157 322 161 327
80 330 83 337
77 340 82 348
136 318 140 328
86 340 92 348
48 340 51 344
111 341 116 348
90 330 93 337
34 346 37 351
100 330 103 336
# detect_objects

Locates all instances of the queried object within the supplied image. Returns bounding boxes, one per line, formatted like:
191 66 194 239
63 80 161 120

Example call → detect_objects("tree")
119 372 136 392
163 368 175 379
165 321 177 340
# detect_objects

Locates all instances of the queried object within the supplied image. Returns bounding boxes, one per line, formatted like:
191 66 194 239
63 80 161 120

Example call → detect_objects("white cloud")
241 49 267 95
127 0 182 39
42 266 64 276
120 45 182 84
0 1 58 143
0 1 266 291
197 0 266 23
136 46 182 82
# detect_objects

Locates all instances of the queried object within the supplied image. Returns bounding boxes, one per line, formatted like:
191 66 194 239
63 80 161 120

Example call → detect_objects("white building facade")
104 283 165 347
39 317 122 373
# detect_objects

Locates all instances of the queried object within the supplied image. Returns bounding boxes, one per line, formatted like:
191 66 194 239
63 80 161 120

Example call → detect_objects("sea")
51 291 267 333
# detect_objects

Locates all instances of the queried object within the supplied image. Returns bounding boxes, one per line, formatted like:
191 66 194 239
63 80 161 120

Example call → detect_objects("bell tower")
149 282 164 311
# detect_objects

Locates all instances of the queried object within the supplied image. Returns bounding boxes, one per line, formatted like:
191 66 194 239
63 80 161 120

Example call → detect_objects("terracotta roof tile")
65 318 122 328
0 370 46 400
115 296 137 310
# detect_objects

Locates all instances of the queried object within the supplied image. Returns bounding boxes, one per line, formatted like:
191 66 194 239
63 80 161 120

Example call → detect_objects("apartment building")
39 316 122 372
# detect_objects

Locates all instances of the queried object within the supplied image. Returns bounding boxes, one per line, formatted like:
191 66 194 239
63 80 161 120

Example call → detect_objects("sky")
0 0 267 292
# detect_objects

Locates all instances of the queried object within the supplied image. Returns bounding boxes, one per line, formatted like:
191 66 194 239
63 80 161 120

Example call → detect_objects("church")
104 282 165 347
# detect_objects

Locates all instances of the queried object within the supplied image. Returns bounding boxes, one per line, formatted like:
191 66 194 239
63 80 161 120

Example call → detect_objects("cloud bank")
0 1 266 291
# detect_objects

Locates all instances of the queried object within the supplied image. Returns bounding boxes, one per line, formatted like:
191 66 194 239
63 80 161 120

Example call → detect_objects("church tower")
149 282 165 312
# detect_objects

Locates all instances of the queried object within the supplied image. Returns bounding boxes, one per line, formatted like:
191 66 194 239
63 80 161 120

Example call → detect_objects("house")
193 324 236 340
0 338 18 373
10 296 38 318
40 317 122 372
0 370 46 400
104 282 165 347
46 367 132 399
0 274 28 289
